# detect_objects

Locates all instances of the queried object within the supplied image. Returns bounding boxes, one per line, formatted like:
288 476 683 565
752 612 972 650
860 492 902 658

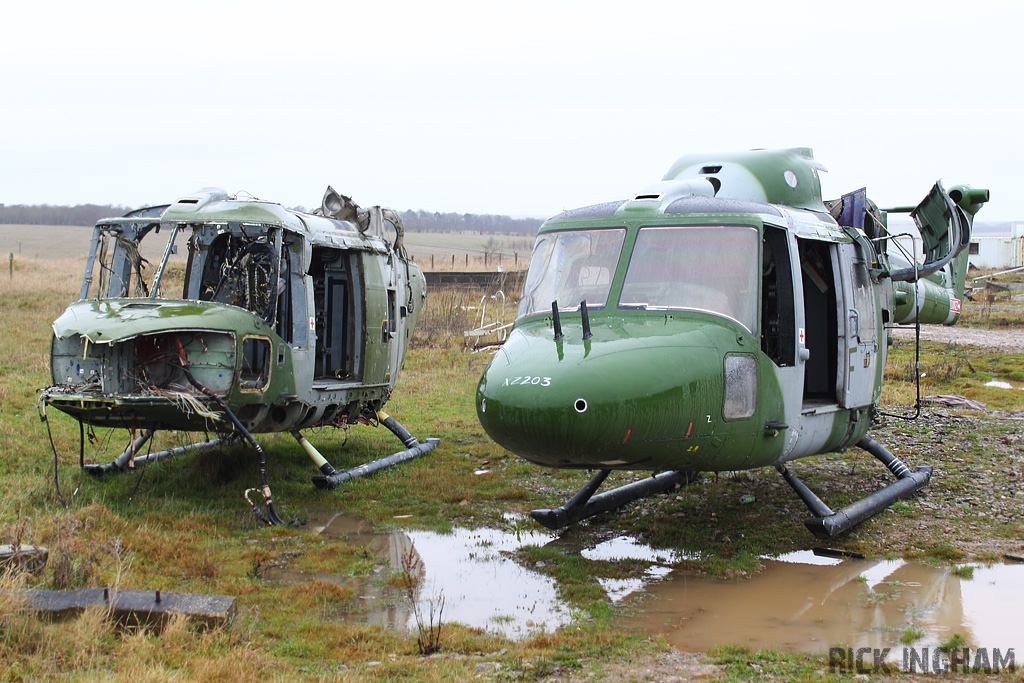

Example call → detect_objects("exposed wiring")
173 335 284 525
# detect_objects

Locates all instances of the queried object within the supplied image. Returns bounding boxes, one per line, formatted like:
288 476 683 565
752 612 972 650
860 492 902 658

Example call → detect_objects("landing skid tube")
531 469 699 530
777 436 932 540
83 432 231 476
294 411 439 490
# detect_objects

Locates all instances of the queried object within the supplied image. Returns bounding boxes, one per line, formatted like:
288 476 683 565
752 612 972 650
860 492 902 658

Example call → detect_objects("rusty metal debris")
921 394 987 410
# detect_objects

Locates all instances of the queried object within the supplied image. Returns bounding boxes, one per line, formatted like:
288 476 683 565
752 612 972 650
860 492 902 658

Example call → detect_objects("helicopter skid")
531 469 699 530
777 437 932 540
295 412 440 491
310 438 440 490
83 435 231 476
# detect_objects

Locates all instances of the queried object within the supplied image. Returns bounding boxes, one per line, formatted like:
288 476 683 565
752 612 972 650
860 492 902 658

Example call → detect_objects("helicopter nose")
476 331 723 468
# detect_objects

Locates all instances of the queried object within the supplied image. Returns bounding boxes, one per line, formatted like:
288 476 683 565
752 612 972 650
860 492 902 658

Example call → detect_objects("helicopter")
475 148 989 539
40 186 438 525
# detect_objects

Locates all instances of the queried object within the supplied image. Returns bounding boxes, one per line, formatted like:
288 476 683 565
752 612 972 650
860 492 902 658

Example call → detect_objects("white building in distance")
970 223 1024 269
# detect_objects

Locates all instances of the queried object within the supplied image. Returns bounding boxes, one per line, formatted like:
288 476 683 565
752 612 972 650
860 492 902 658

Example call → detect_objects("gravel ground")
526 323 1024 683
891 325 1024 353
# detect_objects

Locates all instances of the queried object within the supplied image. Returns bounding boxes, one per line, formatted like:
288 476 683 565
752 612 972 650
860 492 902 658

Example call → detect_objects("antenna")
551 301 563 340
580 300 592 340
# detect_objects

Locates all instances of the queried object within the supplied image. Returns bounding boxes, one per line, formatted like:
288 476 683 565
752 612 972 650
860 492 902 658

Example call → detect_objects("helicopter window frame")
238 334 272 392
82 220 176 301
723 353 757 420
618 224 761 334
515 227 626 320
186 223 283 325
760 224 796 367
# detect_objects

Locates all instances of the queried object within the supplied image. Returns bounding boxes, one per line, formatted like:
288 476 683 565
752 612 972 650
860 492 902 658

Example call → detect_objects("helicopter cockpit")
618 225 759 332
515 224 760 334
517 228 624 318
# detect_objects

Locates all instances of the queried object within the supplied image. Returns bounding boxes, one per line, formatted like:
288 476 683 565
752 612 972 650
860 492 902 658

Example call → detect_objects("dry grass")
4 256 1022 682
0 256 621 682
413 285 517 349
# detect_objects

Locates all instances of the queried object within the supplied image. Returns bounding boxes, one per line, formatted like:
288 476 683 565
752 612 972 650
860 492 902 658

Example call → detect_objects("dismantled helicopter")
476 148 989 538
40 187 437 524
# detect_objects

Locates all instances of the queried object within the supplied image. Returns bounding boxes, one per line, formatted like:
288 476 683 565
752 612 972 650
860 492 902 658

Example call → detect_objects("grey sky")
2 0 1021 221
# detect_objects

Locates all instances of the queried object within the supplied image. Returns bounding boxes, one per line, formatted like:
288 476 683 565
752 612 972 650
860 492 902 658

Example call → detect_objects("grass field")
0 225 96 261
0 225 535 273
2 254 1023 681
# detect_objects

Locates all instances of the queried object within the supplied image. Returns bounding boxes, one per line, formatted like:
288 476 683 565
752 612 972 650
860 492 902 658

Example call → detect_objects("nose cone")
476 322 723 469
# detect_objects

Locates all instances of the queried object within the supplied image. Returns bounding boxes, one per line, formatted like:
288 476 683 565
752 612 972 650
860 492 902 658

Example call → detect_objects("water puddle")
270 512 574 638
985 379 1023 390
581 535 686 602
270 512 1024 654
618 549 1024 659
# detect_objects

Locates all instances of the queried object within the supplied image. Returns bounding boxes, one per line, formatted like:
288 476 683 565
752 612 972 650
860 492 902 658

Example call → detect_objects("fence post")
8 253 12 279
465 253 469 268
431 254 434 270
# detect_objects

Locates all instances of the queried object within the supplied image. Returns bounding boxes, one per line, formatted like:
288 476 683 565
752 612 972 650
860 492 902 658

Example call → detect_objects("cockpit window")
516 229 625 319
83 221 182 300
619 225 760 333
187 224 281 324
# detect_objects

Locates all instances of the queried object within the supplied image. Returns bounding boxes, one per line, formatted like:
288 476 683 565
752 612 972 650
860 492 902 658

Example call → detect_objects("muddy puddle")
271 512 1024 652
269 512 569 638
619 550 1024 658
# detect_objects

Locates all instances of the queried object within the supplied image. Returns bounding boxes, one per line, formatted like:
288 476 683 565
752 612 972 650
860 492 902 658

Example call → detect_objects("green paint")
476 148 989 537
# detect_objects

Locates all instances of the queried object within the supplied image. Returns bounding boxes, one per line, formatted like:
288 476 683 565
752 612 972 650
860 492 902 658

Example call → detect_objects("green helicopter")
476 148 988 538
41 187 437 524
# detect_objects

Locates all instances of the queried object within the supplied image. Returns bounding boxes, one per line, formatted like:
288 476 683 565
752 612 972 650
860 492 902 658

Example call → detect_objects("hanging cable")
173 336 284 525
42 401 85 509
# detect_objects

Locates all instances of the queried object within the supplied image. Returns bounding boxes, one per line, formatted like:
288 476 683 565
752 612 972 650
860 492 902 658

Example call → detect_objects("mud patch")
269 512 1024 653
618 549 1024 658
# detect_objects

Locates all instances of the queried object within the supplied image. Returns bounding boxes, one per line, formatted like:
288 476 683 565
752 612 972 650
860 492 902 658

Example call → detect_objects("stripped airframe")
41 187 437 523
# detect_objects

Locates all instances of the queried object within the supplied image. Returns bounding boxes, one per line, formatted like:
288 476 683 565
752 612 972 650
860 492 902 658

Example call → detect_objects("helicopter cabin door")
797 238 840 407
310 247 364 383
836 243 878 408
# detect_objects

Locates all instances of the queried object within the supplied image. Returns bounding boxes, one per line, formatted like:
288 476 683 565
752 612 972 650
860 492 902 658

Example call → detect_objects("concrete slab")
0 544 48 577
17 587 236 631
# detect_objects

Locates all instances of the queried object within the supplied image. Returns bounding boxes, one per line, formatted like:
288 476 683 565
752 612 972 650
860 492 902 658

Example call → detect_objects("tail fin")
886 183 989 326
888 181 989 288
945 185 990 301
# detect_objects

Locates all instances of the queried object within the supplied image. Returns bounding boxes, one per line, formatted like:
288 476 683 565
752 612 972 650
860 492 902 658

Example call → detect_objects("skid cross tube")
531 469 698 530
84 434 228 476
777 437 932 540
297 412 439 490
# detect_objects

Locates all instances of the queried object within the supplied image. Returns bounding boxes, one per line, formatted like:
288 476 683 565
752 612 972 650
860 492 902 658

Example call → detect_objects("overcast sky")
2 0 1022 221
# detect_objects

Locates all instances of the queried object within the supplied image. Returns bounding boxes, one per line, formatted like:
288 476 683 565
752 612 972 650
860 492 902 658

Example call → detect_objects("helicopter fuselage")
44 188 425 436
476 149 982 479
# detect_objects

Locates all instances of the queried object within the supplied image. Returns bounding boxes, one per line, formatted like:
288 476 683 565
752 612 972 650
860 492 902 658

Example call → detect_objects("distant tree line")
398 210 542 235
0 202 543 235
0 203 132 226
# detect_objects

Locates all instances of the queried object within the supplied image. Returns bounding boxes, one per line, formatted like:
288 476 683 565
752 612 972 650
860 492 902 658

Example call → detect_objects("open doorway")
798 238 838 404
310 247 363 382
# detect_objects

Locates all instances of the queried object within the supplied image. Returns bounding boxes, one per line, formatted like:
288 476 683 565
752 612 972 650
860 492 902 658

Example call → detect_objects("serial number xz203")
504 376 552 387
